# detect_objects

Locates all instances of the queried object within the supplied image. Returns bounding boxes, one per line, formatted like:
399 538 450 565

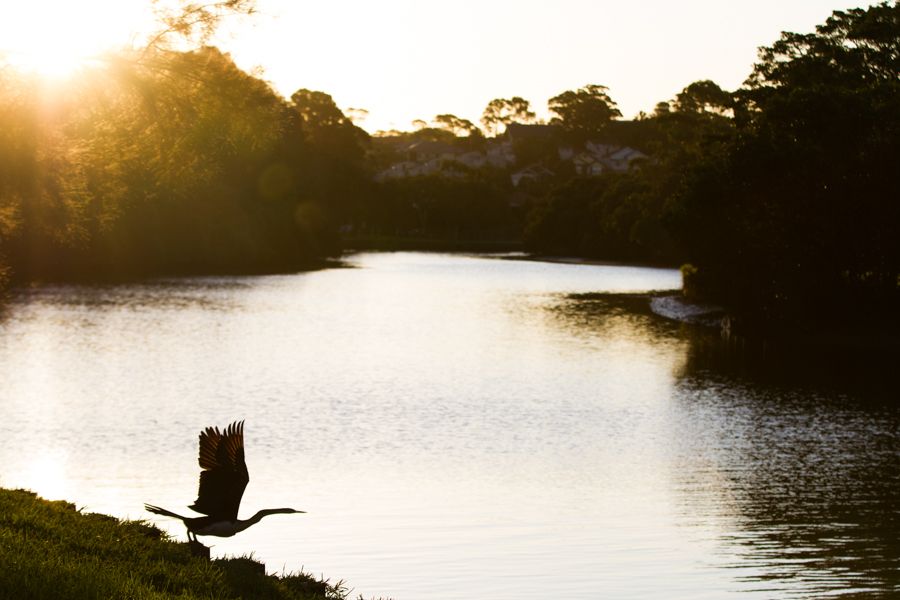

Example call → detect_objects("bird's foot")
189 538 210 559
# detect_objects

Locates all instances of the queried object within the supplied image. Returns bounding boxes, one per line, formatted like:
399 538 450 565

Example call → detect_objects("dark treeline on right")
381 2 897 334
667 3 899 332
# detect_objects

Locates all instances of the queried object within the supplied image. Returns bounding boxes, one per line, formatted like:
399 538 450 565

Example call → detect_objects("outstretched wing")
189 420 249 521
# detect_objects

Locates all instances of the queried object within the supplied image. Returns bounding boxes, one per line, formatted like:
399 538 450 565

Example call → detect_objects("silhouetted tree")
290 88 369 162
670 2 900 330
548 85 621 139
481 97 536 136
144 0 257 54
673 80 733 115
432 114 481 137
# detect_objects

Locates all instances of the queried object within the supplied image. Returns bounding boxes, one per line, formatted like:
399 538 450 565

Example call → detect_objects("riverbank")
510 253 680 270
646 292 899 350
0 488 346 600
3 257 347 287
343 235 522 253
648 294 725 328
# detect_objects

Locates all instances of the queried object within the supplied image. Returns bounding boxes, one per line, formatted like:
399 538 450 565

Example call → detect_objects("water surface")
0 252 896 599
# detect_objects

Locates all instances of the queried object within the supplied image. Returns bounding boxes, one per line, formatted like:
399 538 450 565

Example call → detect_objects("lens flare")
0 2 152 79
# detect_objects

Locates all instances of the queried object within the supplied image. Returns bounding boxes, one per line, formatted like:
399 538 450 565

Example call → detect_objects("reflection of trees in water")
7 280 251 313
544 292 899 594
548 292 683 344
673 373 900 596
678 327 896 400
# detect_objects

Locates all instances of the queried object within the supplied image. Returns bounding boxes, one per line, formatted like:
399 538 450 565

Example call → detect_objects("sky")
0 0 883 132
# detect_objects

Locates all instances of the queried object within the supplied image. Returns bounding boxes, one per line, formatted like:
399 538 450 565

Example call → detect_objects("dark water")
0 252 896 599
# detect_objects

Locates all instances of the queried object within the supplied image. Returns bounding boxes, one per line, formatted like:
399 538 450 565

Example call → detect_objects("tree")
547 85 621 136
648 80 736 160
290 89 352 128
289 89 369 160
144 0 257 55
670 1 900 329
745 3 900 92
432 113 481 137
480 97 536 136
653 101 672 116
0 41 373 282
673 80 732 115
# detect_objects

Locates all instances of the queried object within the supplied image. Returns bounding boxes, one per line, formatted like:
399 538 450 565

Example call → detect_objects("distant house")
605 146 647 171
574 142 647 175
376 146 473 180
372 127 649 183
373 133 518 180
573 153 607 176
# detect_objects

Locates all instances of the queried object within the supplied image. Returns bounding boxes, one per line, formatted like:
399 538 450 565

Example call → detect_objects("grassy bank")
0 488 346 600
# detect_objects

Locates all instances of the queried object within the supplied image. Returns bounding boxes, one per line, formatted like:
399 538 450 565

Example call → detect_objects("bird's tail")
144 504 189 521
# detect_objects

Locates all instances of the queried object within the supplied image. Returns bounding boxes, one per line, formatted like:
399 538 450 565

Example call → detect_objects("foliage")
523 80 732 264
0 1 371 284
0 72 91 279
524 171 678 263
290 89 369 160
0 46 370 281
527 3 899 330
432 114 481 137
362 173 517 242
671 80 732 115
145 0 258 54
547 84 622 138
287 88 373 226
480 97 536 136
669 1 900 328
0 488 345 600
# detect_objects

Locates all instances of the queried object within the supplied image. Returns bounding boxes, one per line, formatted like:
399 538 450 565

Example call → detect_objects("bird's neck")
237 508 297 532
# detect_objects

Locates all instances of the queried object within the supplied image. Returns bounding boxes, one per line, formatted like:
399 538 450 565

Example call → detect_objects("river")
0 252 896 599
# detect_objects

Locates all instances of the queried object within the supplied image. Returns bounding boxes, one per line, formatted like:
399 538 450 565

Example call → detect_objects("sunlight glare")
0 1 153 78
20 454 71 501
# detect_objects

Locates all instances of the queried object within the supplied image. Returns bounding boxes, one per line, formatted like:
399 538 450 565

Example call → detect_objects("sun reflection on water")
15 453 71 502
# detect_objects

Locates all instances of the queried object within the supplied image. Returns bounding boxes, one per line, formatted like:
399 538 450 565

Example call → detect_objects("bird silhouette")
145 420 304 542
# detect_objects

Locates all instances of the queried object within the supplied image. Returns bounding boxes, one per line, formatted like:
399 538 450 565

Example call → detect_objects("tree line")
673 2 898 331
0 47 371 281
1 2 896 332
368 2 898 332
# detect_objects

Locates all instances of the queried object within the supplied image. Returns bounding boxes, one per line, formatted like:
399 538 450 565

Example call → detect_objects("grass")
0 488 348 600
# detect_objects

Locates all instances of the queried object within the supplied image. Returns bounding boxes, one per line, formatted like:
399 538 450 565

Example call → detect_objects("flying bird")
145 420 304 542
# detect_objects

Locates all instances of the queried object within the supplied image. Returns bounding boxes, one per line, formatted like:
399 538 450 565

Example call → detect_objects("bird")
145 420 304 543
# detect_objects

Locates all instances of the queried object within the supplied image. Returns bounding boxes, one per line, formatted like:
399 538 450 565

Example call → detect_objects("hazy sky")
215 0 878 131
0 0 882 132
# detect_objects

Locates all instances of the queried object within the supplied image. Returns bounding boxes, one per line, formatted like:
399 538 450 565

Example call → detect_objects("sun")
5 46 92 80
0 1 154 79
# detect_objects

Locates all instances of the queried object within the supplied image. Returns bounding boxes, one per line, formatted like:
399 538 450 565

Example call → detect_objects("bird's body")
145 421 304 542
